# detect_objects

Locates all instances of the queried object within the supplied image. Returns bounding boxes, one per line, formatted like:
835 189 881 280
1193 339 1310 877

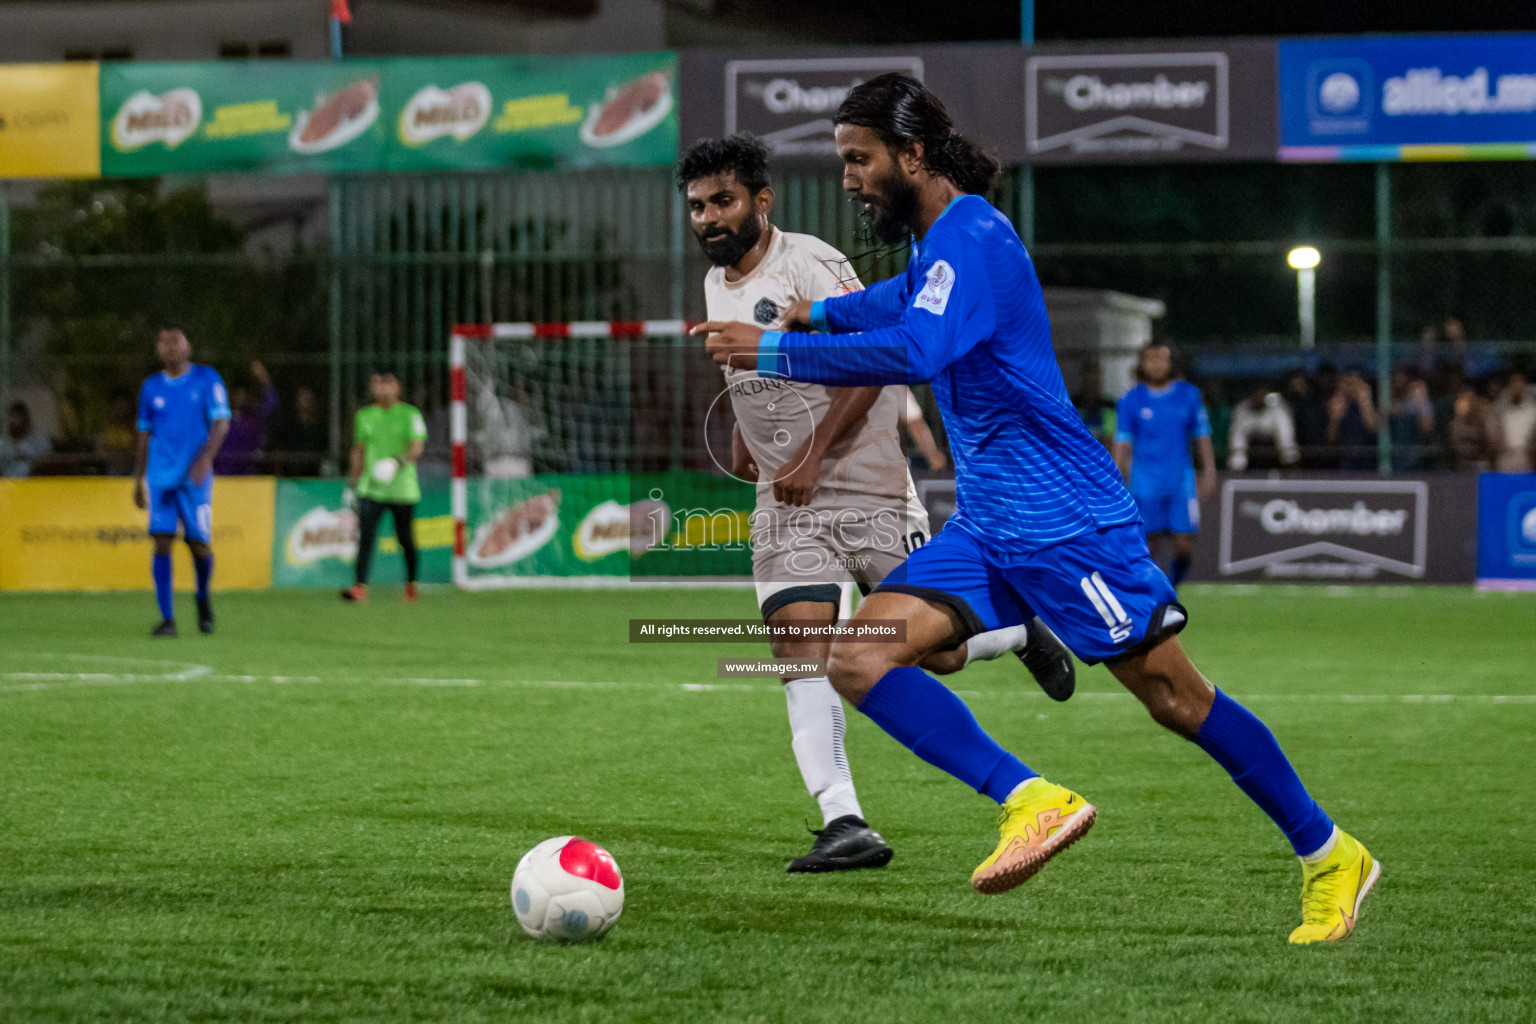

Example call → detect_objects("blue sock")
193 553 213 605
856 666 1037 803
152 553 174 622
1194 689 1334 856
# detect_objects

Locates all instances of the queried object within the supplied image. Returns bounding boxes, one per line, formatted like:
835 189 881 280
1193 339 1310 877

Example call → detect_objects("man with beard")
678 133 1075 873
1112 342 1217 590
693 76 1376 945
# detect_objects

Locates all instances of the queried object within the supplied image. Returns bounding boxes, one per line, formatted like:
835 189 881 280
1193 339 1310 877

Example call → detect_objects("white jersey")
704 228 913 506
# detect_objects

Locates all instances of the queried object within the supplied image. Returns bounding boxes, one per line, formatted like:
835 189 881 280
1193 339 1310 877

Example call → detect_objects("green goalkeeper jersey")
355 402 428 504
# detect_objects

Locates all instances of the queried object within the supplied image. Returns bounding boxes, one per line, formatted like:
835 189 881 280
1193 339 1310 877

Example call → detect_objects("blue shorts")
875 523 1185 664
1132 473 1200 535
148 481 213 543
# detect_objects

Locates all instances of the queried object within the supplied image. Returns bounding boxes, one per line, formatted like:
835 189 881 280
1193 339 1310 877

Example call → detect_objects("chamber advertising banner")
680 44 1026 162
1475 472 1536 591
97 52 677 178
1025 40 1278 163
1280 34 1536 161
1203 475 1477 584
0 62 101 178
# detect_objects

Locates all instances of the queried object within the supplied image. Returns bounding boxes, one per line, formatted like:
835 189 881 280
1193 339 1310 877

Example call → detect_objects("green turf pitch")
2 584 1533 1023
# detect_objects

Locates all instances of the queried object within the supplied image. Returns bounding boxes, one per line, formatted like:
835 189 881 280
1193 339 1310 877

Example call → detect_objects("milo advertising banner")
387 52 677 171
101 60 390 177
98 52 677 177
273 479 454 588
461 472 753 586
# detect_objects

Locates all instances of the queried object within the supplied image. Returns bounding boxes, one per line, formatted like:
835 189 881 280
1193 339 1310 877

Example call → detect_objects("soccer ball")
510 836 624 942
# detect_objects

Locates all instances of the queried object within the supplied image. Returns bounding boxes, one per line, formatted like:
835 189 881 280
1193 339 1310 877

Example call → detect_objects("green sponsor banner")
386 52 677 171
101 61 390 177
99 52 677 177
463 471 752 582
272 478 453 589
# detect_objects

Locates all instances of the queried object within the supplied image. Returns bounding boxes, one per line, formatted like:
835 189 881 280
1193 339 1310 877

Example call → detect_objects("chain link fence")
2 161 1533 480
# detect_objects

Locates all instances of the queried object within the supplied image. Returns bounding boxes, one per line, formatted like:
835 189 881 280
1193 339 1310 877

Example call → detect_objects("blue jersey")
759 193 1138 556
136 364 230 489
1115 381 1211 495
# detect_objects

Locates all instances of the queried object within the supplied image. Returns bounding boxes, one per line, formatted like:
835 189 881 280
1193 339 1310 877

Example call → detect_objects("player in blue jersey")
1113 343 1216 590
694 74 1377 944
132 328 231 637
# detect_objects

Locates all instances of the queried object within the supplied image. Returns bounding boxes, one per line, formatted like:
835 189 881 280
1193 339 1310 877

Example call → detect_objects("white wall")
0 0 329 62
348 0 664 57
0 0 666 64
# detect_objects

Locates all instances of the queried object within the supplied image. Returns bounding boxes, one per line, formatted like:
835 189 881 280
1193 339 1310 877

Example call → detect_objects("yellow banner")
0 62 101 178
0 477 274 591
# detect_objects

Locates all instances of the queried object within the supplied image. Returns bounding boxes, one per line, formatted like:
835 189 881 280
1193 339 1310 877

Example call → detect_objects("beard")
857 170 921 245
696 215 763 268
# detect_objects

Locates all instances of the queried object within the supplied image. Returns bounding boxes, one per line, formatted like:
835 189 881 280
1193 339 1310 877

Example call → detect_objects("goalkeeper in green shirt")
341 371 428 602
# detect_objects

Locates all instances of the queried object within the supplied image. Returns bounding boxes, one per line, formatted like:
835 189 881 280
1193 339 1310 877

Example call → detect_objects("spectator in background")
1389 367 1436 472
1449 386 1494 470
1228 386 1299 471
2 400 51 478
1418 315 1468 374
476 382 538 479
269 385 328 475
1284 367 1330 469
1430 362 1466 465
214 361 279 475
1488 371 1536 474
96 396 139 475
1201 375 1232 466
1328 371 1379 471
1112 342 1216 590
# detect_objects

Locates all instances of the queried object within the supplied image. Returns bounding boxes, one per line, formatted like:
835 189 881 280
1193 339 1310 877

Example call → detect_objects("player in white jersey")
679 134 1075 873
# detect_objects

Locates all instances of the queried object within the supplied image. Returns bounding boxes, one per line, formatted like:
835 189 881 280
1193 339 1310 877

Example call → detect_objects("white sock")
963 623 1031 665
783 676 862 825
1299 825 1341 863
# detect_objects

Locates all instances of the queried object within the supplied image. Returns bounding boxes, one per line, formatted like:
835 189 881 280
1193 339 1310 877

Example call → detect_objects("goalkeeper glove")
342 487 357 511
371 457 399 484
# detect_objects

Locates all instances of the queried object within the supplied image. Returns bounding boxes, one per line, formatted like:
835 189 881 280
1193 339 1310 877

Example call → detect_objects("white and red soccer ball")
511 836 624 942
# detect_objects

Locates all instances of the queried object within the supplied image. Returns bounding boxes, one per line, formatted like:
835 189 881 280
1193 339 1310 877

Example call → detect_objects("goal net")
450 322 755 589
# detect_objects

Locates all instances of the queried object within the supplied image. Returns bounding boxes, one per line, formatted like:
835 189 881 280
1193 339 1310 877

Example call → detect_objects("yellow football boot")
1288 830 1381 945
971 777 1096 894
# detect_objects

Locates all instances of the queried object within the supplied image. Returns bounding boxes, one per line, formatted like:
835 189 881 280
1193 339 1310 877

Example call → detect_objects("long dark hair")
833 73 1000 196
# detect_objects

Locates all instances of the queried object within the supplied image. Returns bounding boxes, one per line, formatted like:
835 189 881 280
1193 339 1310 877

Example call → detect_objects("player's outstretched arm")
812 273 910 332
133 382 153 509
1112 393 1134 482
774 249 994 386
343 441 365 509
697 238 990 387
132 431 150 509
189 370 233 485
189 419 230 486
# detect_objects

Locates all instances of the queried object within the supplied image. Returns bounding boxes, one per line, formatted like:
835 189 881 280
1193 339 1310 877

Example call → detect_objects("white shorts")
751 490 931 619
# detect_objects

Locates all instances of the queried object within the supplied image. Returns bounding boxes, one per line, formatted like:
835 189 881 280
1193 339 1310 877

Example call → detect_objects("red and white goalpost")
449 320 691 589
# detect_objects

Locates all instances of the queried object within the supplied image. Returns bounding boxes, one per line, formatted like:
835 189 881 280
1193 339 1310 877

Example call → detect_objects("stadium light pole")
1288 246 1320 350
